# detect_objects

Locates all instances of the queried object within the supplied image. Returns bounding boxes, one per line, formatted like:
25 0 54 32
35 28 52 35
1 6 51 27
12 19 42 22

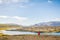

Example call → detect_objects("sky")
0 0 60 26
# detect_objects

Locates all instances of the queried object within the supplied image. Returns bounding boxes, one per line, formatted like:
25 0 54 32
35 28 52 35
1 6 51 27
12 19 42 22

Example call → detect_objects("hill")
33 21 60 27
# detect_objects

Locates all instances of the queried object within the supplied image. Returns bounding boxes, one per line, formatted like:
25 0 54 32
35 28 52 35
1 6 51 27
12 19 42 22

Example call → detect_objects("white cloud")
12 16 28 20
40 18 60 22
20 0 29 3
0 16 8 18
11 0 29 3
0 0 3 4
19 5 27 8
3 0 11 4
48 0 52 3
11 0 19 3
51 18 60 21
0 16 28 20
0 0 29 4
0 0 30 8
0 16 28 25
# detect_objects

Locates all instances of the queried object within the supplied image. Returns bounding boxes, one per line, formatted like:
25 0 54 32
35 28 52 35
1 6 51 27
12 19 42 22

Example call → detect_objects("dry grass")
0 35 60 40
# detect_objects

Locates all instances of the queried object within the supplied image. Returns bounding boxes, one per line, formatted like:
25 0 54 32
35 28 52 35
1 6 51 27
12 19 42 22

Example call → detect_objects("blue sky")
0 0 60 26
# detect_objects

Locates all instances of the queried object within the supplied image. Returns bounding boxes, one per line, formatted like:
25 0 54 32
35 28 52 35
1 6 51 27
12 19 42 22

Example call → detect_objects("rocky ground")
0 35 60 40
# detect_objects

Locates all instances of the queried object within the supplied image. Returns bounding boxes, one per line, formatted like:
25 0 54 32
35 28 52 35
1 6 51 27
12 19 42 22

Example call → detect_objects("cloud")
0 0 29 8
0 16 28 25
19 5 26 8
11 0 20 3
12 0 29 3
40 18 60 22
52 18 60 21
0 16 28 20
0 0 3 4
0 16 8 18
48 0 52 3
12 16 28 20
0 0 29 4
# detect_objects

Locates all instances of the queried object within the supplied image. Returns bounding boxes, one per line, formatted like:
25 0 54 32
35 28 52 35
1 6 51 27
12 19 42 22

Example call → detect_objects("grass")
0 35 60 40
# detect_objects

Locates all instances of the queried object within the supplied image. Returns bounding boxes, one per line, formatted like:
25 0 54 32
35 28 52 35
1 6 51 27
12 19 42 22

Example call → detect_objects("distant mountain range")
33 21 60 27
5 21 60 27
0 23 22 28
0 21 60 27
7 23 20 26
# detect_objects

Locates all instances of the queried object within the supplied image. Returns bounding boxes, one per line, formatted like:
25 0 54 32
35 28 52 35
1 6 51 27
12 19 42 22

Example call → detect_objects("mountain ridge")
33 21 60 27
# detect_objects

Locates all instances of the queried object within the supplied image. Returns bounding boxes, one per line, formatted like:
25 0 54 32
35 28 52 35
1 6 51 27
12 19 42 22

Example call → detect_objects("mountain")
7 23 20 26
33 21 60 27
0 23 22 28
